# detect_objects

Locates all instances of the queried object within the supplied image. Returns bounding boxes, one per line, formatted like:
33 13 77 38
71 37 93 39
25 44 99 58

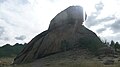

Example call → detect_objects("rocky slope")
13 6 103 64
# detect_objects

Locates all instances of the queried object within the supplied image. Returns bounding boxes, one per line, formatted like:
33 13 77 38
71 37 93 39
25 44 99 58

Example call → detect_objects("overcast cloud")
84 0 120 42
110 19 120 33
0 26 4 37
85 2 104 27
96 28 106 34
15 35 26 40
0 0 120 46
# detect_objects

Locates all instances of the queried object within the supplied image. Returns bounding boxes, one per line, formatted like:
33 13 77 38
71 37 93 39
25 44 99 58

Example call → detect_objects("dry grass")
0 57 120 67
0 48 120 67
0 57 13 67
41 59 120 67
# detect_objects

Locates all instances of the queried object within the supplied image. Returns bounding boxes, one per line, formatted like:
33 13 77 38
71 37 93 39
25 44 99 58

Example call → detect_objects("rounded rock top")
49 6 87 30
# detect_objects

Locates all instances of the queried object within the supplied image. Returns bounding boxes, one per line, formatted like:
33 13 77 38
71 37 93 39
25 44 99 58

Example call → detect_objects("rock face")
13 6 103 64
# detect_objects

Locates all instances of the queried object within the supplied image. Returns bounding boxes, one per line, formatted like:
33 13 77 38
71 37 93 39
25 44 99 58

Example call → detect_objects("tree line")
0 43 26 57
104 40 120 52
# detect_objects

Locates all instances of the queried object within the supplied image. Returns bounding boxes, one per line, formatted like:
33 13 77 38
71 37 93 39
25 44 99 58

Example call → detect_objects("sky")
0 0 120 46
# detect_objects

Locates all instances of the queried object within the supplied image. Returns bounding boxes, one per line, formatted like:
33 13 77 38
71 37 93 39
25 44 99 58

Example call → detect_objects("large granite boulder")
13 6 103 64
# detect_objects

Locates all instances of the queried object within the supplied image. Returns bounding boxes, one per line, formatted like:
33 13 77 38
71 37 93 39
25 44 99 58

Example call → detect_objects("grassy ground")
0 57 120 67
0 57 13 67
0 48 120 67
46 60 120 67
0 57 31 67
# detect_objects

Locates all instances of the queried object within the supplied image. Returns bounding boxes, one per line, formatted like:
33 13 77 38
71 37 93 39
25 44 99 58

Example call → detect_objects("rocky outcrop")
97 47 115 57
13 6 103 64
49 6 86 30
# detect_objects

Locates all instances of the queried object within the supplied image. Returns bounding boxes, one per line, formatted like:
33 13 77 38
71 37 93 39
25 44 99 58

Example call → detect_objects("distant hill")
0 43 25 57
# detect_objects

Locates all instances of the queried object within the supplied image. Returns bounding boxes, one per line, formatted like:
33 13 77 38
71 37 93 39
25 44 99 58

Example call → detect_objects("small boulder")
97 47 115 56
103 59 114 65
113 55 119 58
118 58 120 61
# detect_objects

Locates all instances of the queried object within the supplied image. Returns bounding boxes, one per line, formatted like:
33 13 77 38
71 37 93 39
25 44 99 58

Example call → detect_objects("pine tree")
114 42 120 52
110 40 115 48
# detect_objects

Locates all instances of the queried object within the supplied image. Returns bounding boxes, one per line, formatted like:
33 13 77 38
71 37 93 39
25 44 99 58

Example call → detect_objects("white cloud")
0 0 41 45
0 0 120 46
84 0 120 43
15 35 26 40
